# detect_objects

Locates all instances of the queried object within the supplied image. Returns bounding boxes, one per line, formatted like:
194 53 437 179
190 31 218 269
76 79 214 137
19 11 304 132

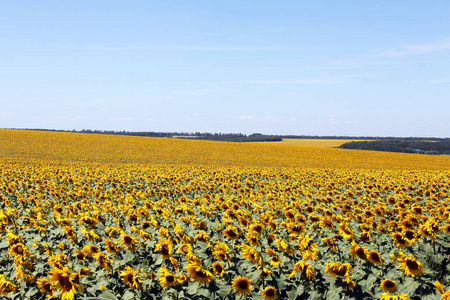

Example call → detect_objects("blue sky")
1 1 449 137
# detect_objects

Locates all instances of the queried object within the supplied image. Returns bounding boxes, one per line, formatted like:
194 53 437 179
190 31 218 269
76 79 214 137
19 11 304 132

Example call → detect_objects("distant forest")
19 129 282 142
339 140 450 155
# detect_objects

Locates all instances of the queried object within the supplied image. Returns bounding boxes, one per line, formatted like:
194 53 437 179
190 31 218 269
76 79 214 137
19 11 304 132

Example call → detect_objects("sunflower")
360 231 371 243
319 217 334 230
342 277 357 290
48 267 77 300
121 233 139 251
93 252 111 270
120 266 141 289
82 244 99 257
442 291 450 300
287 260 315 280
158 266 181 288
366 250 383 265
434 280 445 294
74 250 85 261
275 238 294 255
269 255 281 267
325 261 352 277
0 274 17 295
186 253 202 265
380 293 411 300
262 286 278 300
419 224 438 240
391 232 410 248
338 222 354 240
195 230 210 243
104 239 120 254
79 216 97 228
154 239 173 259
349 241 366 260
222 227 240 240
169 257 180 272
288 222 305 234
139 230 152 241
105 226 119 238
402 230 416 243
231 276 253 295
265 247 277 256
246 230 261 246
64 226 77 242
78 268 90 277
212 262 225 277
15 266 35 282
242 244 264 266
303 248 318 261
36 277 54 298
48 254 68 268
322 237 337 252
81 227 101 241
380 279 398 292
9 243 29 257
177 243 192 254
186 263 214 284
398 253 424 277
141 221 152 230
258 267 272 278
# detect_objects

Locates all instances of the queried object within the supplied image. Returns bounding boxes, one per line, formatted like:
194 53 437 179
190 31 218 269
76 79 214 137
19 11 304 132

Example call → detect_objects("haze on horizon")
1 1 449 138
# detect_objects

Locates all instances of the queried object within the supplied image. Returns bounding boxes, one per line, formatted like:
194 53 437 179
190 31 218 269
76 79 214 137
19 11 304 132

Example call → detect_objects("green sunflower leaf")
121 290 135 300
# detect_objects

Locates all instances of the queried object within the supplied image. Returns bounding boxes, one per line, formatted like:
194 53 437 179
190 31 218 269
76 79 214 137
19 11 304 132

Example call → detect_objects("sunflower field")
1 129 450 300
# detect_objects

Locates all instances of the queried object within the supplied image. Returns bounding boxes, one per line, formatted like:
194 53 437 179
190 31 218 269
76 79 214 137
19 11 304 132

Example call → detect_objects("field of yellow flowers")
1 129 450 300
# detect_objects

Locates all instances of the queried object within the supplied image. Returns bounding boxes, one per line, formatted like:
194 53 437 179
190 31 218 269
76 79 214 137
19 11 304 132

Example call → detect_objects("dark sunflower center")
406 259 418 270
385 281 395 288
395 236 406 244
227 230 237 237
161 246 169 255
370 253 381 261
265 289 275 296
293 225 303 232
166 275 175 283
43 283 52 292
237 280 249 289
60 276 73 290
72 274 80 284
404 231 414 239
196 270 207 278
356 248 365 256
124 236 132 244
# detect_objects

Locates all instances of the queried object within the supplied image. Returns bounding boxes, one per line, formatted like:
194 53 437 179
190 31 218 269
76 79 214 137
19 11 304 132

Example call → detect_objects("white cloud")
376 38 450 58
235 116 254 120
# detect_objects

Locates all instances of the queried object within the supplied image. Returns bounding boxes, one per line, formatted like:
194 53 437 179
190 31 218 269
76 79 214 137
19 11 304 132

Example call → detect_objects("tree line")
339 139 450 155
